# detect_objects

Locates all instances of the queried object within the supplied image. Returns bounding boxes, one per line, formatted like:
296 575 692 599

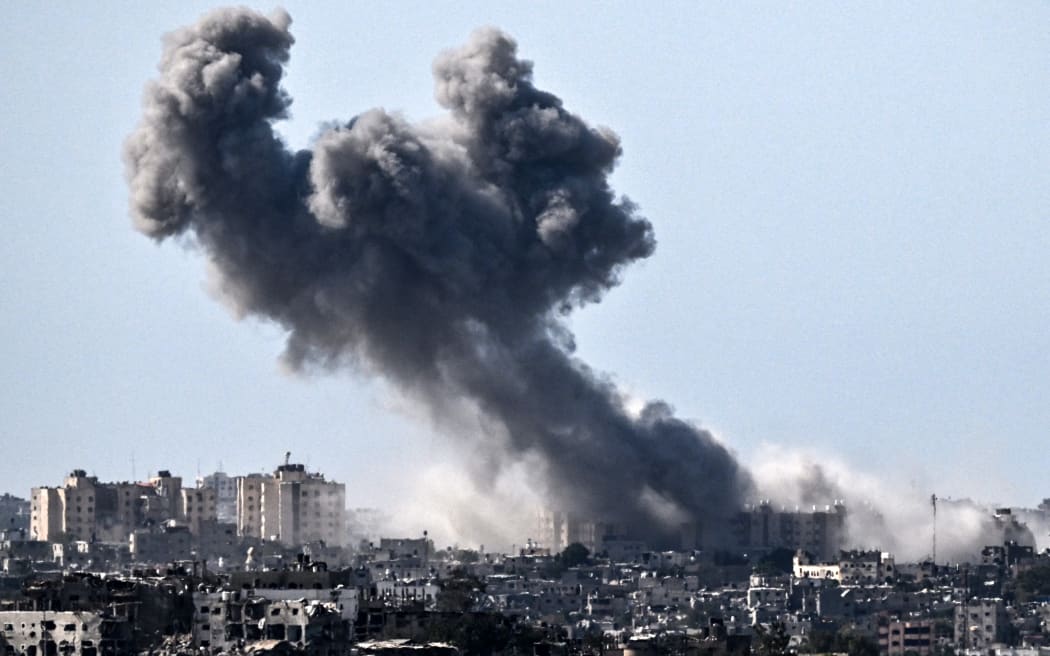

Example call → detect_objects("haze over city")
2 2 1048 553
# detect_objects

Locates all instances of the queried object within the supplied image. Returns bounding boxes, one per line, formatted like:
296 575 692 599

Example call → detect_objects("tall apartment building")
732 501 847 561
31 470 134 543
197 471 237 522
678 501 847 559
536 510 623 553
30 469 216 544
236 463 346 548
178 485 218 536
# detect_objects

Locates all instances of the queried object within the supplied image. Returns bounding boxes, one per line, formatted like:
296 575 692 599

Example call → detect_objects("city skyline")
2 2 1048 545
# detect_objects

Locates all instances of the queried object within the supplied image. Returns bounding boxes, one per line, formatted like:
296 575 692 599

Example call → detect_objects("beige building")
179 486 218 535
197 471 237 522
30 469 216 544
31 470 104 542
236 463 346 548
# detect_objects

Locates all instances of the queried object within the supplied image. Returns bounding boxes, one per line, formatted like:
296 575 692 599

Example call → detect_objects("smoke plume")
752 445 1040 562
126 8 752 545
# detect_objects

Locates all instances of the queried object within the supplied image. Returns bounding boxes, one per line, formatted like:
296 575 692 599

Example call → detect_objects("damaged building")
30 470 216 545
0 609 132 656
192 564 358 654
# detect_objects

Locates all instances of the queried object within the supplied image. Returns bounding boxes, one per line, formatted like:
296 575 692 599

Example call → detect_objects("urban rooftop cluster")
0 464 1048 656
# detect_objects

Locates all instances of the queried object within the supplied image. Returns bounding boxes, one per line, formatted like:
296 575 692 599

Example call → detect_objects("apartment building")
30 469 216 544
236 463 346 548
196 471 237 522
954 598 1010 651
879 619 934 655
732 501 847 561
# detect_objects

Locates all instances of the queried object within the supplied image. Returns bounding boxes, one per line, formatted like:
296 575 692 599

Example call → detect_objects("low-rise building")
0 609 134 656
793 551 842 581
878 618 935 656
839 550 895 584
192 587 356 653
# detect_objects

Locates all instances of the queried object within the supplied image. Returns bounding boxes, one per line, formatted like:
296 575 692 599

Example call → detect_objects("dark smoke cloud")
126 8 753 544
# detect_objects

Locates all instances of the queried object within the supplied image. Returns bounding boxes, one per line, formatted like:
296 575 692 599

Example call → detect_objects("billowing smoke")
125 8 752 545
752 445 1040 562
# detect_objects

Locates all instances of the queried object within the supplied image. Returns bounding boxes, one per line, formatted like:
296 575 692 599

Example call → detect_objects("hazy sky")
2 2 1047 520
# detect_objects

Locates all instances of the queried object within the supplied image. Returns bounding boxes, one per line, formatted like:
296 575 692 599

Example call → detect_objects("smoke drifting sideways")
125 8 753 545
752 445 1044 563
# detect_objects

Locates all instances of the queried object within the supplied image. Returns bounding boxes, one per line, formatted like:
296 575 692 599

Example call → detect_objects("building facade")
954 598 1010 651
879 619 934 656
236 463 346 548
196 471 237 523
30 469 216 545
732 501 847 561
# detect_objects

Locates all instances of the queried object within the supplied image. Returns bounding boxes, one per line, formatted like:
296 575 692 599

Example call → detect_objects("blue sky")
1 2 1047 513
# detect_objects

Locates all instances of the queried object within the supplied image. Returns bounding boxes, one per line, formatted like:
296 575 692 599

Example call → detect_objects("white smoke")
380 461 542 553
751 443 1036 562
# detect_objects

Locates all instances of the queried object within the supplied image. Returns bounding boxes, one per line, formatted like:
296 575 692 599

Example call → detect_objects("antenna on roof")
931 493 938 564
284 451 291 467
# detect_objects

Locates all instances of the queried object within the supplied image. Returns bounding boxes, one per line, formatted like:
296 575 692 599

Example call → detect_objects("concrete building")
0 495 29 535
378 538 433 560
197 471 237 523
30 470 106 543
878 619 934 656
0 610 133 656
192 586 357 653
732 501 847 561
791 549 895 584
236 463 346 548
981 541 1035 568
130 522 193 562
793 551 842 581
839 550 895 584
746 574 788 617
178 485 217 535
30 469 216 545
955 598 1010 652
